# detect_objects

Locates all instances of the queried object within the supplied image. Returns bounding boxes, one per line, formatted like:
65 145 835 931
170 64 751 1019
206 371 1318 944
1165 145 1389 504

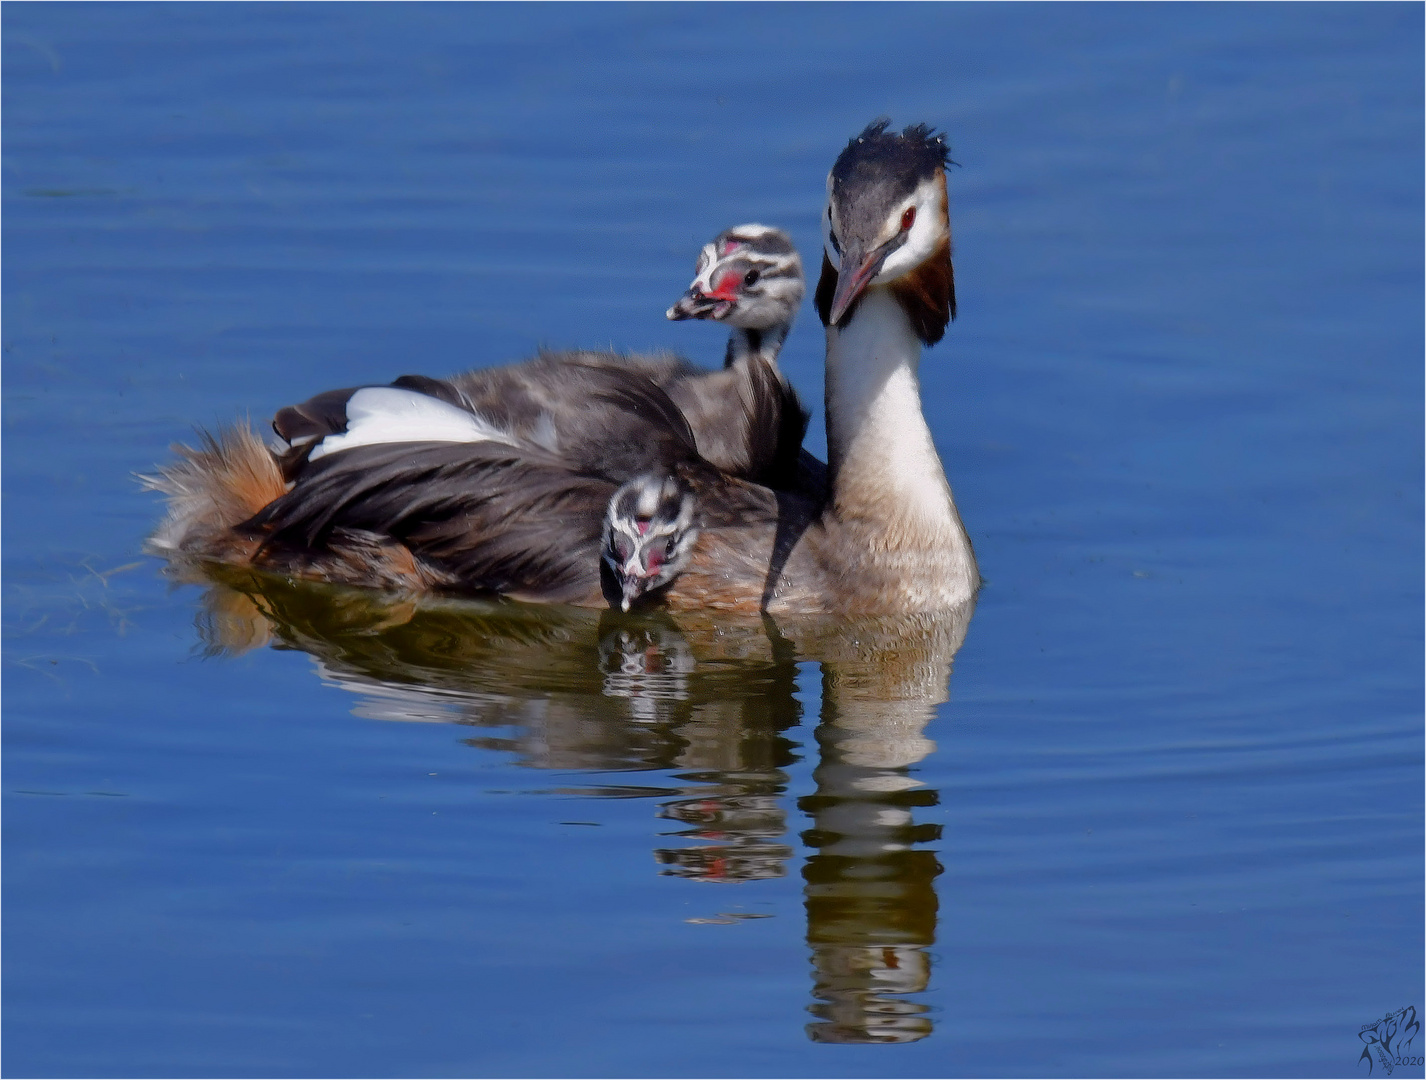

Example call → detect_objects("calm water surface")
4 4 1421 1077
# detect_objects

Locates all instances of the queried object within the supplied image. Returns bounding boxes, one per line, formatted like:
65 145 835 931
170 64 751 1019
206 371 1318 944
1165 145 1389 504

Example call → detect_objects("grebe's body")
152 362 783 607
148 226 807 608
146 123 977 616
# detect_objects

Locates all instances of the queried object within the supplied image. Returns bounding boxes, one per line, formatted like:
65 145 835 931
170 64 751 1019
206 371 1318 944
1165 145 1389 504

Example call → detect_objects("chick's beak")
620 576 644 612
666 288 723 321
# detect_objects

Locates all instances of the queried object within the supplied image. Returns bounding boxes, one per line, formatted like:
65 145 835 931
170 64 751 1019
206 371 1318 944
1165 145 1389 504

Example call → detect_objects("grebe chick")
666 223 804 371
660 223 819 495
601 474 699 611
431 224 810 492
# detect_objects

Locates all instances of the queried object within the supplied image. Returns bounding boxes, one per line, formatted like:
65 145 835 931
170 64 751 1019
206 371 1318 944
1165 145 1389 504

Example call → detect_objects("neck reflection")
799 664 946 1044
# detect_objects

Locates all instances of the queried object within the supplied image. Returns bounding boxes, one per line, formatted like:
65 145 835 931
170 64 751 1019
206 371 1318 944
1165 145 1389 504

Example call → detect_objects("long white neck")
825 287 975 578
724 324 789 371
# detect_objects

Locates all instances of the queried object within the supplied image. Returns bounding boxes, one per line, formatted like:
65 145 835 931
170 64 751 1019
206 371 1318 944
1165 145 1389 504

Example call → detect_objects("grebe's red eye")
900 206 917 231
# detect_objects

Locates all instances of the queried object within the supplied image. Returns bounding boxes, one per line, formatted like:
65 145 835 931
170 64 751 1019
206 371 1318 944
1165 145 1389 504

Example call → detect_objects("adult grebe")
633 120 979 615
147 122 977 615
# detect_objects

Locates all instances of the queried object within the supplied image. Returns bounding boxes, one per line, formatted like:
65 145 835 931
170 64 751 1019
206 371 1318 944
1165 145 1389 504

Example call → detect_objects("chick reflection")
598 625 695 718
188 570 801 877
599 620 798 881
176 568 970 1044
657 787 794 883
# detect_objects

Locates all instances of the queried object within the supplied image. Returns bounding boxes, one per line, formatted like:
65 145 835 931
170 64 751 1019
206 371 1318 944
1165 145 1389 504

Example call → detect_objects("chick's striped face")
667 224 804 330
602 476 699 610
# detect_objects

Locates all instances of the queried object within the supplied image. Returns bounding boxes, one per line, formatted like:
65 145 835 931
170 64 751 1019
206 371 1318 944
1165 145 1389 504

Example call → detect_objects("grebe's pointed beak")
666 288 722 321
620 575 644 612
827 240 890 327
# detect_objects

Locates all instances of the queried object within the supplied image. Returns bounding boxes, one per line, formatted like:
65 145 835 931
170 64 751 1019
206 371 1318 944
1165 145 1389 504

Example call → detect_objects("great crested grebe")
146 121 977 616
637 119 979 615
556 120 975 615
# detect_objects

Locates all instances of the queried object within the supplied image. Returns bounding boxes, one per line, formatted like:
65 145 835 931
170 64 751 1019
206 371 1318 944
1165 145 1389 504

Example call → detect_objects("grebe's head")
601 474 699 611
667 224 804 332
818 120 956 343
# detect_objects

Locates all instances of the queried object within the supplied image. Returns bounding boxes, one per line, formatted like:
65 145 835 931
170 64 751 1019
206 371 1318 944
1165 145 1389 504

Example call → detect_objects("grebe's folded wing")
245 440 615 603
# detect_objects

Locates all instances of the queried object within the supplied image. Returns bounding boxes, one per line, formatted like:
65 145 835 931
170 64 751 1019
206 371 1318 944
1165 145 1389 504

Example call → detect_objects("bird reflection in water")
799 662 947 1044
180 565 971 1044
601 622 796 883
598 625 695 717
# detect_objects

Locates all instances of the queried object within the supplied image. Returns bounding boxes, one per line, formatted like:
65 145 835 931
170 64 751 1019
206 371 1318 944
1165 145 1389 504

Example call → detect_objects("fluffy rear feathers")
141 424 287 554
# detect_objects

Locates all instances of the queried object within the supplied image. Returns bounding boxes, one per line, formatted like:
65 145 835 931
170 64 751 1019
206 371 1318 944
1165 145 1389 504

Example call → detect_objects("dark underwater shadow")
179 562 976 1044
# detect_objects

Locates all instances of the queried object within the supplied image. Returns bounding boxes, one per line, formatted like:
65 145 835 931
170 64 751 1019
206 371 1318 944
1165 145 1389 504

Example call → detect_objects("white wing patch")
307 387 517 462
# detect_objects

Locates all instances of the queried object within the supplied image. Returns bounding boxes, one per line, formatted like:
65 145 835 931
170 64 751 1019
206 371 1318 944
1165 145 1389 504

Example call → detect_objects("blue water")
4 3 1421 1077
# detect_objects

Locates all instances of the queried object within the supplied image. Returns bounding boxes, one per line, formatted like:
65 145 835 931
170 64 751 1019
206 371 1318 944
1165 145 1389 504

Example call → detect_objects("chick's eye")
664 539 676 557
743 269 760 286
900 206 917 231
